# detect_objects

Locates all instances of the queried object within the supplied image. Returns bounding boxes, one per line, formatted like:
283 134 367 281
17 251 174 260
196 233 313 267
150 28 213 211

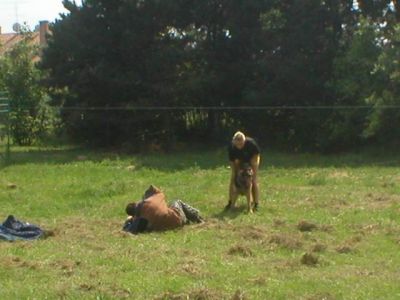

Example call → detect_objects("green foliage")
0 30 55 146
40 0 399 151
364 24 400 144
321 18 382 150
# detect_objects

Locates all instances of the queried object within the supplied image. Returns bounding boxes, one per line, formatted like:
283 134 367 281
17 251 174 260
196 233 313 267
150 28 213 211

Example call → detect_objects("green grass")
1 146 400 299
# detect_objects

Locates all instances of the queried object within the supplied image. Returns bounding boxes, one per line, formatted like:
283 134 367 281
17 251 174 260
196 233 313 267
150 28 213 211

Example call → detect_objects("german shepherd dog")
230 163 254 213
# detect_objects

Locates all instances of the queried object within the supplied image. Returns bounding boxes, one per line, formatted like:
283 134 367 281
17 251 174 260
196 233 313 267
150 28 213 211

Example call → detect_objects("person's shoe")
196 215 205 224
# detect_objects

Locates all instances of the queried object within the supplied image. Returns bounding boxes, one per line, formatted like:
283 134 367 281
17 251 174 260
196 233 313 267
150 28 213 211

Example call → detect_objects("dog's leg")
226 177 234 210
226 180 237 210
230 190 239 210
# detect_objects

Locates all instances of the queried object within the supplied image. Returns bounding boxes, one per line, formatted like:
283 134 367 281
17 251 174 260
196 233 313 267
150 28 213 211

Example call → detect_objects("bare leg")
226 179 237 210
230 184 239 209
250 155 260 210
252 177 259 210
226 161 239 210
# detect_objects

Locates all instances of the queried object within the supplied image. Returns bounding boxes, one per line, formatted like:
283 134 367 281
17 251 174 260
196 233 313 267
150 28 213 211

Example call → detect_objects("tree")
40 0 399 151
0 30 53 146
245 0 346 150
364 24 400 145
173 0 270 140
41 0 192 147
320 18 382 150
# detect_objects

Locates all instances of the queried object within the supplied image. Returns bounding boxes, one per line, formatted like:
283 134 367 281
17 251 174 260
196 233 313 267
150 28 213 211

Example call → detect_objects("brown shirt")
136 191 183 231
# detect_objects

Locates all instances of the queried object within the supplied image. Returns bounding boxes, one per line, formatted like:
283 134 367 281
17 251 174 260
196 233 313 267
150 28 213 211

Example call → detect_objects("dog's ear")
150 185 161 193
143 185 161 199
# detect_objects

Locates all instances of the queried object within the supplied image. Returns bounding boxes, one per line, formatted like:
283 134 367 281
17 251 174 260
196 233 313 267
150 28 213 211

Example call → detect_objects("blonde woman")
226 131 261 211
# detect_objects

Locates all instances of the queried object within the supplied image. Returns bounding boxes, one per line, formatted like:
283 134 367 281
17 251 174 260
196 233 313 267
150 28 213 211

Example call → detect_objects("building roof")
0 32 40 56
0 21 48 58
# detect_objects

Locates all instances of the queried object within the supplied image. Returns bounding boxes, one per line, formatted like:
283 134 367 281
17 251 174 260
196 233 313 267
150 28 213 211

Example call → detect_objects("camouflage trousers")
170 200 204 224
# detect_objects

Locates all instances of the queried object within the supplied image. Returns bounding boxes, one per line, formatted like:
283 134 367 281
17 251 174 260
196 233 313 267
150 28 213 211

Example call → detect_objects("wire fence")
0 91 10 164
2 100 400 156
52 105 400 111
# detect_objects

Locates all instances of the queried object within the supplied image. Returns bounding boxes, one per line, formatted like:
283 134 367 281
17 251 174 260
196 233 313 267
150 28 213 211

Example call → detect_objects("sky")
0 0 82 34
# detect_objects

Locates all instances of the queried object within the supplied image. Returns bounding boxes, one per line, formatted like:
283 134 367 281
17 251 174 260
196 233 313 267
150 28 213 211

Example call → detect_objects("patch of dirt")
336 198 349 206
364 193 399 209
328 171 350 179
274 259 301 271
273 218 286 227
300 252 319 266
347 235 363 243
6 183 17 189
356 223 382 235
381 181 396 188
178 258 208 277
106 285 132 299
155 288 222 300
305 292 336 300
319 224 334 232
335 245 354 254
79 283 95 291
56 283 69 299
239 225 268 241
182 263 201 276
373 194 390 202
335 193 398 212
311 243 327 253
247 277 267 285
355 269 374 277
231 289 247 300
269 233 303 250
228 245 254 257
2 256 39 270
297 220 318 232
50 259 81 276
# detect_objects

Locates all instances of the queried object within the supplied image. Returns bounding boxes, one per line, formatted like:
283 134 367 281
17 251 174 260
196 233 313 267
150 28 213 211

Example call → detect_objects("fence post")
0 91 10 164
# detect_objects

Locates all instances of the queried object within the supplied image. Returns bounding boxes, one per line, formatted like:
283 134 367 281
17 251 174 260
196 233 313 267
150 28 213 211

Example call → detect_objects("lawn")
0 146 399 299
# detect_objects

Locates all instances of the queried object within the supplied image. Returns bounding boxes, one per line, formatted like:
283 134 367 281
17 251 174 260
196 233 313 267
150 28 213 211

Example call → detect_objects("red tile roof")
0 32 40 56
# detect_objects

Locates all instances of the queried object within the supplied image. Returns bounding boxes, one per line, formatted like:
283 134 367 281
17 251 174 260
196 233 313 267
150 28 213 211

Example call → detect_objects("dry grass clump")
297 220 318 232
156 288 222 300
300 252 319 266
336 245 354 254
311 243 327 253
269 233 303 250
228 245 254 257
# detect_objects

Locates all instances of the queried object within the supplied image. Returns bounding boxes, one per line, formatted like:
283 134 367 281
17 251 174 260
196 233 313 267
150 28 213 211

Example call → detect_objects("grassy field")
0 146 399 299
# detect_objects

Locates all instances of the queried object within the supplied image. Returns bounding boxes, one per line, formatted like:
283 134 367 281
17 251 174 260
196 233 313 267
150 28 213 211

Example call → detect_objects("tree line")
2 1 400 151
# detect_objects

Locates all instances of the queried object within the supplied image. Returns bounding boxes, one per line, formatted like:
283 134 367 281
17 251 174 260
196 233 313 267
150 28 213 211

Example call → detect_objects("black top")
228 137 260 163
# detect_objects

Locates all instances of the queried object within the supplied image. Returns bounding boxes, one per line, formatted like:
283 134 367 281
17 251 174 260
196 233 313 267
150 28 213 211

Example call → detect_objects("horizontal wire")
55 105 400 111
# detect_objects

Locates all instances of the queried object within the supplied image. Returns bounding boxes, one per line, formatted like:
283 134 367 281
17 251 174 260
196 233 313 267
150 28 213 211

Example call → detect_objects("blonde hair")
232 131 245 142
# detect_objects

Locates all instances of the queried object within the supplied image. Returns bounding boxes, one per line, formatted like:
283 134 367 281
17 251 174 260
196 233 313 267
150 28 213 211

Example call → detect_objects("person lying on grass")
123 185 204 234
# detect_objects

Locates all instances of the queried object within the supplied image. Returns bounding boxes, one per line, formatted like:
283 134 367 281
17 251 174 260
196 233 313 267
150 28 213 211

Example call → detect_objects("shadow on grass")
1 146 228 171
1 147 87 167
212 206 247 220
2 146 400 171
